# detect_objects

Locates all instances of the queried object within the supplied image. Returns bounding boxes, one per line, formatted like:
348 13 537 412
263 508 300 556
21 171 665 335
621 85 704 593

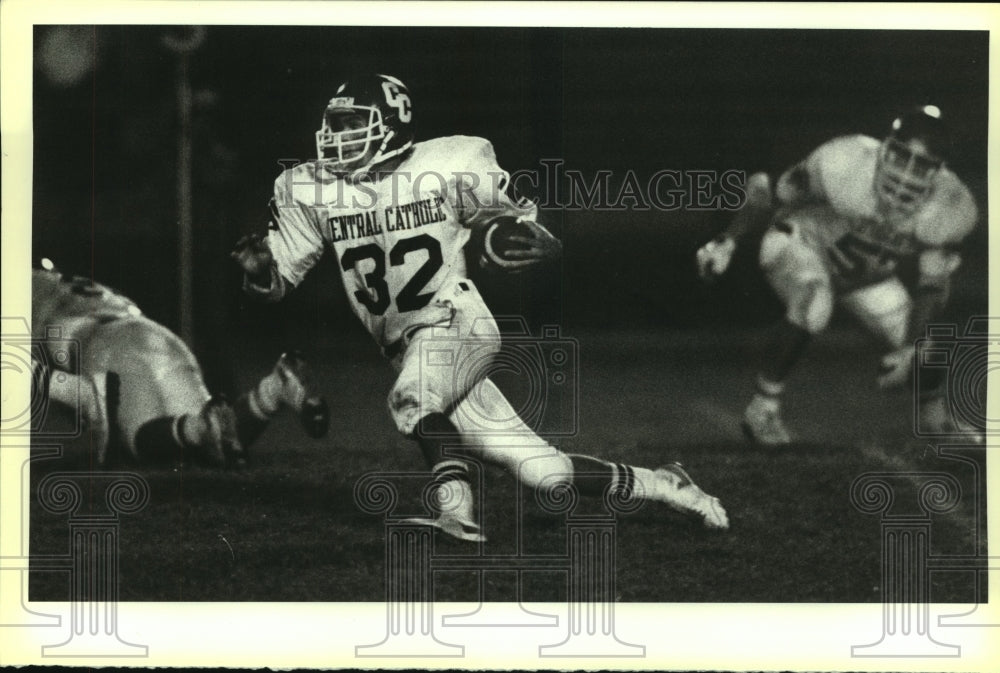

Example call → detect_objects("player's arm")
697 139 833 281
457 139 561 272
775 163 816 208
877 245 962 389
907 188 977 341
481 216 562 274
910 247 962 336
878 180 977 389
696 171 774 280
775 135 843 208
232 180 325 302
231 231 289 302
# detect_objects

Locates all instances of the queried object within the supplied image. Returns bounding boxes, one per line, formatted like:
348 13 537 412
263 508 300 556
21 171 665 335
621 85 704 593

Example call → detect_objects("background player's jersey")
267 135 536 348
32 269 142 348
778 134 977 287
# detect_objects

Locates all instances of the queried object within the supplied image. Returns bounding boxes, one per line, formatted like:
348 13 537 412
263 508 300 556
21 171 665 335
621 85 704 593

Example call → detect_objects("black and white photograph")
1 1 996 669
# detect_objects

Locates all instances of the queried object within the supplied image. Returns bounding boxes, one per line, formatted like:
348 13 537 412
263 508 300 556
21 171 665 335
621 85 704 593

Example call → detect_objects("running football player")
32 260 329 467
233 74 728 538
696 106 980 444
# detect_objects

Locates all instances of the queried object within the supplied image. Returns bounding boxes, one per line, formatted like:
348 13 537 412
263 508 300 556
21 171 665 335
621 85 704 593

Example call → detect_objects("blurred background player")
233 73 728 538
32 259 329 468
696 106 980 445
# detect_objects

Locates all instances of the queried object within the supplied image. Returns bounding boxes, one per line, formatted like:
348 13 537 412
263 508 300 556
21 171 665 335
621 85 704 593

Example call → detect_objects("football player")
32 259 329 467
696 105 980 444
233 74 728 539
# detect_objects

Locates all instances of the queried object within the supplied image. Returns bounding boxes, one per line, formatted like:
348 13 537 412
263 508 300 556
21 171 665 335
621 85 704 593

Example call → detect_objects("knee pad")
787 278 833 334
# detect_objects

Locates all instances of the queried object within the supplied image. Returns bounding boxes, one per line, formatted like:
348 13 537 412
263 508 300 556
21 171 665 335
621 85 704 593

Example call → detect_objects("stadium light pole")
162 27 205 347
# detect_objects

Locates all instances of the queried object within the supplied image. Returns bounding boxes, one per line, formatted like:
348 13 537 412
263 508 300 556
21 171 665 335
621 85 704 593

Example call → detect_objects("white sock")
435 478 476 521
630 465 658 501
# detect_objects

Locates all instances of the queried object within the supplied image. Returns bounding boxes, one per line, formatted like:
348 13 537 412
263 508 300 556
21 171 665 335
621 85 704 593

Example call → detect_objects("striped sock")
567 454 639 499
251 373 283 416
431 460 474 517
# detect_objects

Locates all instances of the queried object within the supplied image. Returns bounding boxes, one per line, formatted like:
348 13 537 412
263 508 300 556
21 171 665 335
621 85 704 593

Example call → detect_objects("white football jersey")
267 136 536 347
778 134 977 285
32 269 142 344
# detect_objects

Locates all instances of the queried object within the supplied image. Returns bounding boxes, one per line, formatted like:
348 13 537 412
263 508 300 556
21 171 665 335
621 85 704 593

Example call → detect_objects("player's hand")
877 346 914 389
230 233 273 283
500 218 563 270
696 235 736 280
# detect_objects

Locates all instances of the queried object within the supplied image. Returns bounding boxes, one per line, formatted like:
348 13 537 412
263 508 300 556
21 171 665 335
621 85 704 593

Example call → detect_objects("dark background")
28 25 990 605
33 26 989 390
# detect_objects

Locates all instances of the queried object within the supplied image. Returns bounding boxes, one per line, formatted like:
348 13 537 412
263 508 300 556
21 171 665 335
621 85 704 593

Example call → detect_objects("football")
481 216 534 268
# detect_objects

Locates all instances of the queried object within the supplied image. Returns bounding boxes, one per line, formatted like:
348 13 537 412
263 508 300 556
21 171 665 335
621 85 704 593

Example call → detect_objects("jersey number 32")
340 233 442 315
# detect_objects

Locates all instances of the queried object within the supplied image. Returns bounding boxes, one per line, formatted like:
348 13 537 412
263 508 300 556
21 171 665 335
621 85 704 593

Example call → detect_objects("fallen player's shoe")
274 350 330 438
199 395 245 468
654 462 730 530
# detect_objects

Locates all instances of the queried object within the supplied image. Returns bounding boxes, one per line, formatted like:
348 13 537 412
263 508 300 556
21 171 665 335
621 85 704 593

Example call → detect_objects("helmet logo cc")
381 81 412 123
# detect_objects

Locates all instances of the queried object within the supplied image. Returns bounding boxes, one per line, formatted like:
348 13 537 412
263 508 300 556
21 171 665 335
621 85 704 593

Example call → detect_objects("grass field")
29 325 987 604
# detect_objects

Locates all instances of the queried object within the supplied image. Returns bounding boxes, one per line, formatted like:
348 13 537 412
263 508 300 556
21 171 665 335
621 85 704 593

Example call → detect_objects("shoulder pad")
812 134 879 169
917 171 978 246
410 136 497 174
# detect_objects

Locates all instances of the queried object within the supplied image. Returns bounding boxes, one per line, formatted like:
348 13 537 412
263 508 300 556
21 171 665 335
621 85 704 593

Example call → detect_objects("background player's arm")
877 245 963 390
878 174 978 390
775 162 818 208
910 246 962 338
775 136 840 208
907 188 976 342
697 141 832 280
696 171 773 279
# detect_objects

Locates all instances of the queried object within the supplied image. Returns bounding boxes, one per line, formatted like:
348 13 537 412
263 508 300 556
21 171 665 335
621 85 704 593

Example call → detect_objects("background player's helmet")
875 105 949 217
315 74 414 173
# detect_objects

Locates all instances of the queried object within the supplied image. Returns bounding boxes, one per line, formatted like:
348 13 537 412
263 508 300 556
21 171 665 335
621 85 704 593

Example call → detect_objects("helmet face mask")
314 74 414 175
874 106 948 219
875 137 943 217
316 103 385 170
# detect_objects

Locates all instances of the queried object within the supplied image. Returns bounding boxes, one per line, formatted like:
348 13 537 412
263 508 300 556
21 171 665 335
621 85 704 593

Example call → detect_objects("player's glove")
877 346 914 390
230 233 274 284
696 235 737 281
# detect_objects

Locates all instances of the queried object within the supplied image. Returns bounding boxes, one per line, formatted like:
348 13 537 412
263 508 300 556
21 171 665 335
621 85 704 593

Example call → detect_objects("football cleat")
274 351 330 438
402 511 487 543
654 463 729 530
402 477 486 542
742 396 792 446
199 395 246 468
